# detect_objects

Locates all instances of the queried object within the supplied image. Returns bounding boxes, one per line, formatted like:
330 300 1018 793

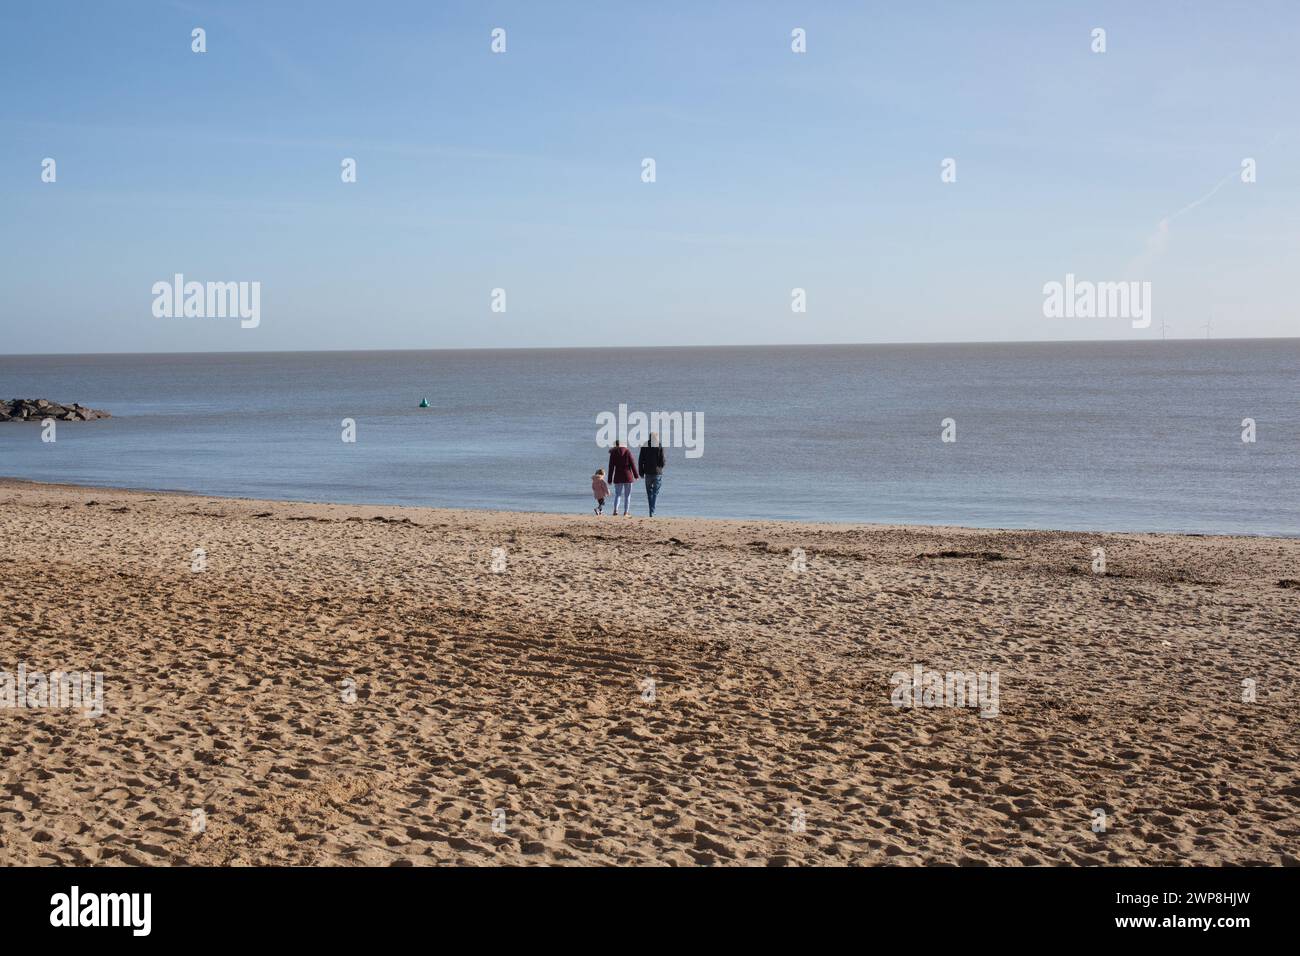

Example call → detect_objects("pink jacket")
592 476 610 499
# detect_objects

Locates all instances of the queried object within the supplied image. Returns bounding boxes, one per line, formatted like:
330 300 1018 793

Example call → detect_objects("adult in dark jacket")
607 440 639 516
638 433 666 517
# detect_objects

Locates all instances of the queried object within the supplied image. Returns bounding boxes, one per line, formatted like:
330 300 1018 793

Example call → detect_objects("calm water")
1 342 1297 535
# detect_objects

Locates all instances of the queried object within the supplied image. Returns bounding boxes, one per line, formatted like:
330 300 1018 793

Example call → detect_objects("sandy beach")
1 477 1297 866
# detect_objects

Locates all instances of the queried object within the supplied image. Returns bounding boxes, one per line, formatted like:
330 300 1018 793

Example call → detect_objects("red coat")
607 446 640 484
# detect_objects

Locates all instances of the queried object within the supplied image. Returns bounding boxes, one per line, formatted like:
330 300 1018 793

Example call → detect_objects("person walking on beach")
606 439 639 516
638 432 666 517
591 468 610 515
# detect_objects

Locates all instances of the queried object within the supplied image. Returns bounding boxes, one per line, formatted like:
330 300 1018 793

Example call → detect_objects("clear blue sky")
2 0 1297 352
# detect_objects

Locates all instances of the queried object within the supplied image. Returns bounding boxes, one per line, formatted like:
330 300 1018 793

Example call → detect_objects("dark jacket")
607 445 639 484
638 444 666 476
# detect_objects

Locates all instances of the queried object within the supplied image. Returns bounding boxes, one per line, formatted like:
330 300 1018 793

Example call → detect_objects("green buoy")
419 398 429 408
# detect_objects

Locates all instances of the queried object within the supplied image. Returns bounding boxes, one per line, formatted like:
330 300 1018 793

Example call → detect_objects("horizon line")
5 335 1298 359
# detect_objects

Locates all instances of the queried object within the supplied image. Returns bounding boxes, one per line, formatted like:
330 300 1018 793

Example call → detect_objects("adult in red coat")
607 440 639 516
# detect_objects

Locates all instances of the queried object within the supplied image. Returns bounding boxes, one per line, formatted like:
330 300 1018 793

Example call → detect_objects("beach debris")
919 550 1007 561
0 398 111 422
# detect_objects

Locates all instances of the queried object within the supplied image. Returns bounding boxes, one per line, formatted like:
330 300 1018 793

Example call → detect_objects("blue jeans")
612 482 632 514
644 475 662 516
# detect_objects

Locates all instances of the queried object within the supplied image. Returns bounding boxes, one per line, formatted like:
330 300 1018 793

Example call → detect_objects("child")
591 468 610 514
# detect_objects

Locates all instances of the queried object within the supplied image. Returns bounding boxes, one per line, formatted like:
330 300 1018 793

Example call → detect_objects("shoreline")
2 478 1297 865
2 476 1293 541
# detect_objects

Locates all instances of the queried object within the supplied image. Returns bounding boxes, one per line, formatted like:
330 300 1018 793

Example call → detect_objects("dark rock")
1 399 110 422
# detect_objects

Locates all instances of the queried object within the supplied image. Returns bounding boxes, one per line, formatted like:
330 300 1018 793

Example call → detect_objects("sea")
2 340 1297 535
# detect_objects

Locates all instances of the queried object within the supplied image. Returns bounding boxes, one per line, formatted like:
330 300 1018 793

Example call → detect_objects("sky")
1 0 1297 353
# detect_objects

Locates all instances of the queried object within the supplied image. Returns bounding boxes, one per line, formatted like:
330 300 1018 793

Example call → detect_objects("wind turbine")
1160 317 1173 340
